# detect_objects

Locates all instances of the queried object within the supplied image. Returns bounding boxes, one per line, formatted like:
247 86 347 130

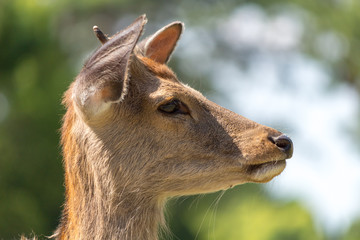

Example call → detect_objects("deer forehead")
147 81 204 104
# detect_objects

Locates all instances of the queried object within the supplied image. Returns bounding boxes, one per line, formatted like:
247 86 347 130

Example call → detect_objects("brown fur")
54 15 293 240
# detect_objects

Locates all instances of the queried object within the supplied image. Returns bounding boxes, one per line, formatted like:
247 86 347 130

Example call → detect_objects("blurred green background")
1 0 360 239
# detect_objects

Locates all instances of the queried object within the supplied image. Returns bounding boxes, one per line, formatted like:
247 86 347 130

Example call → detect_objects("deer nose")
269 135 293 158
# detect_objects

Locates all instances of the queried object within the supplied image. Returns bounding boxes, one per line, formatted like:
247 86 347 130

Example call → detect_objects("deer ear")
73 15 147 119
142 21 183 64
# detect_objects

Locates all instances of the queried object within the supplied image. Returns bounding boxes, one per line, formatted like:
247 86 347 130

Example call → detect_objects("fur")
52 15 293 240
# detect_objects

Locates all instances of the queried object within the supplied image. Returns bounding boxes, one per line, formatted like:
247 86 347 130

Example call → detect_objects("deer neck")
57 113 165 240
57 156 165 240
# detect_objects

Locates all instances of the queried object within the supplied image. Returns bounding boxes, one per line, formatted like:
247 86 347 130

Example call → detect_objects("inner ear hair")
144 21 184 64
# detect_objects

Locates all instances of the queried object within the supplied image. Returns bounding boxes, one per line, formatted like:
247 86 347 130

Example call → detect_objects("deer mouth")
245 160 286 182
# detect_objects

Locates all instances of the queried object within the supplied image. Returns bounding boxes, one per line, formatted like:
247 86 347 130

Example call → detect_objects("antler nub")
93 25 109 44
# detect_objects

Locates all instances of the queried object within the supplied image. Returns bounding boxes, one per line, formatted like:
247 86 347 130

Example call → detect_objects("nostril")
269 135 293 158
276 137 291 150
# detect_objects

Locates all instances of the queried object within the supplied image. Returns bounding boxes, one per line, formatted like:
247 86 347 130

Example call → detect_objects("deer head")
58 15 293 240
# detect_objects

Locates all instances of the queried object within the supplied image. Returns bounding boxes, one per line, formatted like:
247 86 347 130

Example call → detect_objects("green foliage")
343 219 360 240
166 185 322 240
270 0 360 91
211 198 318 240
0 0 69 238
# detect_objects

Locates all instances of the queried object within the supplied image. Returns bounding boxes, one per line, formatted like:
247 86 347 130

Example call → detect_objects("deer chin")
245 159 286 183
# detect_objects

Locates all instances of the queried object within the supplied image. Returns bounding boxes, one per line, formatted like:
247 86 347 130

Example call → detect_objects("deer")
53 14 293 240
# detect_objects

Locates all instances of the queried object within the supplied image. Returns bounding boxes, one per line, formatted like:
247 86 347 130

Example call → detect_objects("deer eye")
158 99 189 115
